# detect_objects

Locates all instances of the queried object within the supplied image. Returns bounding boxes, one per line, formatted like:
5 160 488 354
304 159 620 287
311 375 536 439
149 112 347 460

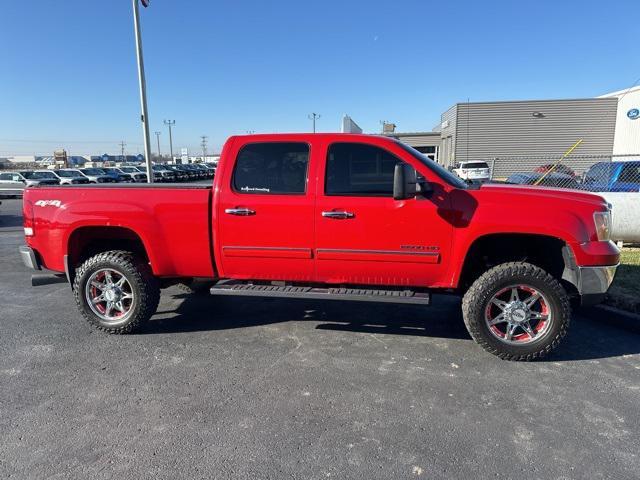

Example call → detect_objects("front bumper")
562 246 618 305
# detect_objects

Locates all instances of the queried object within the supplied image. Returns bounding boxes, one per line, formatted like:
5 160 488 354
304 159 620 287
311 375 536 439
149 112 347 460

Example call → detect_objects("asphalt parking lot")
1 197 639 479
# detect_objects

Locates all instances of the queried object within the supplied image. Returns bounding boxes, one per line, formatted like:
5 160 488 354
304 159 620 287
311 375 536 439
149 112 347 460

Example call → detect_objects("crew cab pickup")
20 134 620 360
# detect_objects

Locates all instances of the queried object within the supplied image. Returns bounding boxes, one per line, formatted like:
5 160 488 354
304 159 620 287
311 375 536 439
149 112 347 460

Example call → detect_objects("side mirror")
393 163 417 200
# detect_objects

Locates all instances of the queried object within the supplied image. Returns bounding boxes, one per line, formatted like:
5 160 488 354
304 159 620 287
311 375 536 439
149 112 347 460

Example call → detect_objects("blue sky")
1 0 638 156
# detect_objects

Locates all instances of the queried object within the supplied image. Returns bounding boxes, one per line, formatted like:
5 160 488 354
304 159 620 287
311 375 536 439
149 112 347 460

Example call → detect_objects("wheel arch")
455 233 572 293
67 226 153 283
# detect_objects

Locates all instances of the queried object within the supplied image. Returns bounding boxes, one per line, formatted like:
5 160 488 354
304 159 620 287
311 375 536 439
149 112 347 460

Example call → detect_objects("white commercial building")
599 86 640 157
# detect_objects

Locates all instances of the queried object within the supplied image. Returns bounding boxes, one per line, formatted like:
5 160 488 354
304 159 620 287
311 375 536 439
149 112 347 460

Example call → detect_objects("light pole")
308 113 321 133
164 119 175 162
200 135 208 162
154 131 161 159
131 0 153 182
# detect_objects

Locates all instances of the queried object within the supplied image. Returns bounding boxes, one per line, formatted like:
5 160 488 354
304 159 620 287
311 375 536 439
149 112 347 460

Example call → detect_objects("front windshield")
82 168 105 175
394 141 468 189
57 170 81 177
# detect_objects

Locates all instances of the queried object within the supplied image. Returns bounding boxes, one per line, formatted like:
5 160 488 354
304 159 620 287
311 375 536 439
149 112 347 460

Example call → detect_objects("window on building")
413 145 438 161
325 143 407 196
232 142 309 194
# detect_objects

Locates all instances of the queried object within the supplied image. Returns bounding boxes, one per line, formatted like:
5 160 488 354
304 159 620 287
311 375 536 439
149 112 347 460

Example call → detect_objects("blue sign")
136 154 144 162
101 154 109 162
627 108 640 120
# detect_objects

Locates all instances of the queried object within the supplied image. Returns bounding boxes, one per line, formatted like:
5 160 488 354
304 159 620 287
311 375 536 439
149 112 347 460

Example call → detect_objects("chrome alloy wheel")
85 268 135 323
484 285 552 345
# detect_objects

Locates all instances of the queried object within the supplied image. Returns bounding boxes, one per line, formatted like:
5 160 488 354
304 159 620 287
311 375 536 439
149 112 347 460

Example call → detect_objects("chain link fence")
482 154 640 192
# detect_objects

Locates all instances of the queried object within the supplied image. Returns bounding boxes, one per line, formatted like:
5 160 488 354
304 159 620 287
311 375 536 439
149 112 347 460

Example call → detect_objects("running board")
210 281 430 305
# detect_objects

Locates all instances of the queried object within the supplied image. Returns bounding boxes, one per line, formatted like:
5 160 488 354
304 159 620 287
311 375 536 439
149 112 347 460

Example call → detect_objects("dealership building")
379 86 640 172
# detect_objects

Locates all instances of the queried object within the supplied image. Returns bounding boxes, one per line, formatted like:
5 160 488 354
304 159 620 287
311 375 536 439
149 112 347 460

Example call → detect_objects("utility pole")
164 119 175 162
154 131 161 159
119 141 127 162
308 113 321 133
131 0 153 182
200 135 208 162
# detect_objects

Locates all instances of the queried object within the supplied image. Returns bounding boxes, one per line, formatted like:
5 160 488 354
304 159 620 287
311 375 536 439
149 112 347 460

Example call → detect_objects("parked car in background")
164 164 190 181
100 167 134 183
452 161 491 182
39 169 90 185
78 168 118 183
151 164 178 182
133 166 162 182
581 161 640 192
534 164 577 178
117 166 147 183
171 164 199 181
191 163 213 178
0 171 60 197
506 172 580 189
181 164 206 180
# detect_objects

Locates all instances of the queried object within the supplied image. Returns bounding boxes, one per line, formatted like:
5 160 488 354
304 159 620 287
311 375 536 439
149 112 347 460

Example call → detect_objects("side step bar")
210 281 430 305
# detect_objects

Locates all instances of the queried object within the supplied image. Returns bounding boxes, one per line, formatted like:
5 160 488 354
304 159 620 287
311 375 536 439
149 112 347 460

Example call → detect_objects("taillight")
23 199 35 237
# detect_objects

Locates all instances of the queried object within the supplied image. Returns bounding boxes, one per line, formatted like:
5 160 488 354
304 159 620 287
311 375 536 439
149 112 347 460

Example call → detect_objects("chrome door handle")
322 210 355 219
225 207 256 216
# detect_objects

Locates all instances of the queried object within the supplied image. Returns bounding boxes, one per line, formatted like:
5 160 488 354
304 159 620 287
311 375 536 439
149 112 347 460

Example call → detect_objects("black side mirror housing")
393 163 418 200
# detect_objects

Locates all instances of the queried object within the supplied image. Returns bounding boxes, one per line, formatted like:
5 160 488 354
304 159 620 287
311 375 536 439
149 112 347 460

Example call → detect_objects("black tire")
462 262 570 361
73 250 160 334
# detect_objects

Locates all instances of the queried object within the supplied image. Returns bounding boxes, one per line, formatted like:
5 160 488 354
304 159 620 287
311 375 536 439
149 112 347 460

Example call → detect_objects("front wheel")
73 250 160 334
462 262 570 361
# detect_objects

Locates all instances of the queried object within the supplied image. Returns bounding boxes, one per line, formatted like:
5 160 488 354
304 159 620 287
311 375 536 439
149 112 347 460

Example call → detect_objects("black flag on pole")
141 0 150 7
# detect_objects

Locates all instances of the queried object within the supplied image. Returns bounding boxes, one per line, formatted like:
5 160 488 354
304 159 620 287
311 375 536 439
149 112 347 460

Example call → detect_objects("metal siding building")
442 98 617 167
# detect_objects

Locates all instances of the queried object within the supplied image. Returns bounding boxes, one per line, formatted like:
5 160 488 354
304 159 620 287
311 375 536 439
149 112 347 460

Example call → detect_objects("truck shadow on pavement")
0 213 24 229
144 292 640 362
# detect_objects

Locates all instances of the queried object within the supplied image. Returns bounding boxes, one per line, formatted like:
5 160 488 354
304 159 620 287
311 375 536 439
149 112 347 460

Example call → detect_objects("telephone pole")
131 0 153 182
200 135 208 162
154 131 161 159
164 120 175 162
308 113 321 133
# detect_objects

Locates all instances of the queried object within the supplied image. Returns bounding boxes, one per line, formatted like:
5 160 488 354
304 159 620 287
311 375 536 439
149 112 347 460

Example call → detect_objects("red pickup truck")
20 134 619 360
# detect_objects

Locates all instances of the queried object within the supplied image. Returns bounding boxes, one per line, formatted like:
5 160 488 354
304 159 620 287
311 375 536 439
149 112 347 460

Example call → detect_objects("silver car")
78 168 118 184
44 169 91 185
118 166 148 183
0 171 60 197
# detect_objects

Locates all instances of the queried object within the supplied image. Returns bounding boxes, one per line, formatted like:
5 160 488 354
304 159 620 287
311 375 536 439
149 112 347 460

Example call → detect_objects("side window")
325 143 405 196
232 142 309 195
618 164 640 183
0 173 10 181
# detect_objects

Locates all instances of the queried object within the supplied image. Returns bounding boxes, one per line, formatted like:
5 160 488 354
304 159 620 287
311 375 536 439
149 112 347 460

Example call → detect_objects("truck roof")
229 133 391 143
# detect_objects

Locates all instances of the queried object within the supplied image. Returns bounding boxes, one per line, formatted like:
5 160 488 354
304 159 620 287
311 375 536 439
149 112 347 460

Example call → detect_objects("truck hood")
478 183 608 208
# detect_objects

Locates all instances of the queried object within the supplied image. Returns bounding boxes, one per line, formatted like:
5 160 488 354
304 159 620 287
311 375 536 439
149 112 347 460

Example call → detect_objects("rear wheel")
73 250 159 334
462 262 570 360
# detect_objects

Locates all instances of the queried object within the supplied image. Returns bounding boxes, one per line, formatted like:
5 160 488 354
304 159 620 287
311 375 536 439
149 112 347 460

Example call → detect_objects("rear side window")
463 162 489 169
618 163 640 183
232 142 309 194
325 143 404 196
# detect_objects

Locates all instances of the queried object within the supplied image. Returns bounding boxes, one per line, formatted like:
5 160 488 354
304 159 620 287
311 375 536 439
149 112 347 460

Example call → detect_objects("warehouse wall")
452 98 617 162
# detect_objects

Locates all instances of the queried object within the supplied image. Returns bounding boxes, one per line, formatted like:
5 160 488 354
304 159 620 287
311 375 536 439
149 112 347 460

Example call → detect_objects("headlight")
593 210 611 241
